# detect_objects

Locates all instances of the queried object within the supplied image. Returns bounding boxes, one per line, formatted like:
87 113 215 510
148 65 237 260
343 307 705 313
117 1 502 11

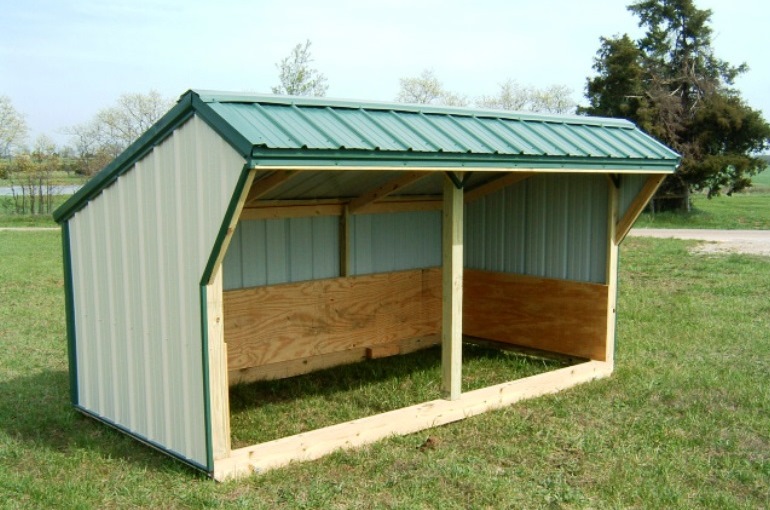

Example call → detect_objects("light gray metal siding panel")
619 174 650 219
221 216 339 290
350 210 441 275
67 115 245 467
465 174 608 283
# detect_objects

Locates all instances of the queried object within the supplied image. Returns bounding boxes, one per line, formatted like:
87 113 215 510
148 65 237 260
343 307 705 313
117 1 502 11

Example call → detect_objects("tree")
478 80 577 114
395 69 468 106
7 135 61 215
582 0 770 210
67 90 173 176
272 40 328 97
0 96 28 158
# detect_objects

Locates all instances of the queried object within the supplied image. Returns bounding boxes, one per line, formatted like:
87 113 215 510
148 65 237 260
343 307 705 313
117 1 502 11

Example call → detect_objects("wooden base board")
213 360 613 481
229 334 441 385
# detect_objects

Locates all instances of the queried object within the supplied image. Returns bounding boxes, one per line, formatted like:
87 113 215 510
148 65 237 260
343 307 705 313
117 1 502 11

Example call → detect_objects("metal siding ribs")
202 93 680 168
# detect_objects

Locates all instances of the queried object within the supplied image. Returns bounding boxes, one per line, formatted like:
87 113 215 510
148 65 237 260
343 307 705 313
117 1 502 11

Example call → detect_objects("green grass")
1 231 768 508
634 188 770 229
0 196 69 227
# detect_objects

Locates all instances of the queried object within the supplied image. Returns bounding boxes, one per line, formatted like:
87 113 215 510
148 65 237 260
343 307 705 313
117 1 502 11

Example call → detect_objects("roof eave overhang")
246 150 680 174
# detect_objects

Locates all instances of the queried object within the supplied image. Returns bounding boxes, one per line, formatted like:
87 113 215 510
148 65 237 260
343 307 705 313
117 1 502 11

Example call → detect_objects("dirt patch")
628 229 770 257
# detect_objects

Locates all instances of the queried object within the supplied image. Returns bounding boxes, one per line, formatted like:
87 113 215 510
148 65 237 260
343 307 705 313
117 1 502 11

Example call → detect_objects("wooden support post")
605 180 620 366
442 173 463 400
615 174 666 244
207 265 231 460
339 205 350 277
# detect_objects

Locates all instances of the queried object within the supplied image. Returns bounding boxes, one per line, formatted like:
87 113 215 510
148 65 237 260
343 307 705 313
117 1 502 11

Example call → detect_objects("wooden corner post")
442 173 463 400
207 265 232 461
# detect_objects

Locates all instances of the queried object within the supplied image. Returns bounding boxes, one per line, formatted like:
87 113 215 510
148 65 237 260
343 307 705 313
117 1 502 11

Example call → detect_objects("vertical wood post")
207 265 232 460
605 179 620 366
339 205 350 277
442 173 463 400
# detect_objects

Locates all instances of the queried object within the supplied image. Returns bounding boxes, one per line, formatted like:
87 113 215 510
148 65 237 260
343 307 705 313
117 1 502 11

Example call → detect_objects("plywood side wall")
223 268 442 373
224 267 609 379
463 269 609 360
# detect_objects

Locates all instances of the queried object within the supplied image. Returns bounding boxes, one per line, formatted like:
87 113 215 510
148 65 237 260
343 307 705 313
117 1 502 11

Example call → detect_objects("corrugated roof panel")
259 104 338 149
364 110 442 152
196 91 680 169
485 119 542 155
535 123 593 157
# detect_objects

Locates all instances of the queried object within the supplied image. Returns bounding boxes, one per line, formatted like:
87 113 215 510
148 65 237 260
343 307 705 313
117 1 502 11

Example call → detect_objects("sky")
1 0 768 147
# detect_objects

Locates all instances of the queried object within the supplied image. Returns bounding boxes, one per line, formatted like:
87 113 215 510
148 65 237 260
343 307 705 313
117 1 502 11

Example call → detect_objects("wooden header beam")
245 171 297 205
464 172 535 203
348 171 430 214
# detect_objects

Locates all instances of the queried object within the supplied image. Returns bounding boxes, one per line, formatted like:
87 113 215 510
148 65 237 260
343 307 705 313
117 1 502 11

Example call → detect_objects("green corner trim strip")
199 164 254 474
61 222 79 406
199 285 214 473
75 405 209 475
53 93 196 223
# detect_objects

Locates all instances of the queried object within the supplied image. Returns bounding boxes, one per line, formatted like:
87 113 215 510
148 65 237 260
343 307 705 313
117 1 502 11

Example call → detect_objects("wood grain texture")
214 360 613 480
463 269 609 360
224 269 442 371
227 335 441 384
207 266 231 460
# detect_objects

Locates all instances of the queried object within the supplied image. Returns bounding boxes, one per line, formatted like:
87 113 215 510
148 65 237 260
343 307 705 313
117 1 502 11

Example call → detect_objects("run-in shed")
54 90 679 480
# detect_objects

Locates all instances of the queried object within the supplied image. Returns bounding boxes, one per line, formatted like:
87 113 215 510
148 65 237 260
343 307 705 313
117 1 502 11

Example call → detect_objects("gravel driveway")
629 228 770 257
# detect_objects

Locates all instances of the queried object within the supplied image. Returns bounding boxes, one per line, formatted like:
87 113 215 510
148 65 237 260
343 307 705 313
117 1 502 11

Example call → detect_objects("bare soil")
629 229 770 257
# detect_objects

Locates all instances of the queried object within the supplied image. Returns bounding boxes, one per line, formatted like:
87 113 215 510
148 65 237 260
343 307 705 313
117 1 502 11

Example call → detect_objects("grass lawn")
634 169 770 230
1 230 768 508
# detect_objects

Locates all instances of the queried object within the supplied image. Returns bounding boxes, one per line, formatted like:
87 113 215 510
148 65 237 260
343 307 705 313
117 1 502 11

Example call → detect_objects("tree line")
1 0 768 214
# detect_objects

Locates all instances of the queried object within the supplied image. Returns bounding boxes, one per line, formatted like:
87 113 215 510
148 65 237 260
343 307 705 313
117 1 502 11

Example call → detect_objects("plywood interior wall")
463 269 609 360
223 267 609 381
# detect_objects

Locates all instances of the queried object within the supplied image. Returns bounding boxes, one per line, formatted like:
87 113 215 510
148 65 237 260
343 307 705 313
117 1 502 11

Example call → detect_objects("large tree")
582 0 770 210
272 40 328 97
0 96 28 158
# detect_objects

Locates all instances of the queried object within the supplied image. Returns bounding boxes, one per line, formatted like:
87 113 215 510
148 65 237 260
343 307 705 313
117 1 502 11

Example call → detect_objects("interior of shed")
208 167 662 479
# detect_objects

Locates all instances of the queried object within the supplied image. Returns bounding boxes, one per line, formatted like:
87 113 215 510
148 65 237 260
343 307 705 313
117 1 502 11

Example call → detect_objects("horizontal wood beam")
348 171 430 214
241 197 442 219
240 204 344 220
214 360 613 480
245 171 297 205
464 172 535 203
615 174 666 245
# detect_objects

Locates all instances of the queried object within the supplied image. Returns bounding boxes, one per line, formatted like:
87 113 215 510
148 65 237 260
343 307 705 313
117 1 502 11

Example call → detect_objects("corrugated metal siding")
465 174 608 283
68 115 245 467
207 97 680 163
619 174 651 219
350 210 441 275
222 217 339 290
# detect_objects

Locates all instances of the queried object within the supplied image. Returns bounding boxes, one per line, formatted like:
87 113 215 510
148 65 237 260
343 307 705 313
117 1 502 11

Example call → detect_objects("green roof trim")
54 89 680 224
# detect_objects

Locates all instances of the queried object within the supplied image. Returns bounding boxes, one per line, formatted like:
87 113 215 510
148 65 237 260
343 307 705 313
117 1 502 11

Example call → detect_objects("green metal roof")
54 89 679 223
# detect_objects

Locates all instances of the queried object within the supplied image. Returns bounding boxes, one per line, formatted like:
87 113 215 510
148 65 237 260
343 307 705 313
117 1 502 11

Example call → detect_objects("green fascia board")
247 150 678 173
53 92 197 223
